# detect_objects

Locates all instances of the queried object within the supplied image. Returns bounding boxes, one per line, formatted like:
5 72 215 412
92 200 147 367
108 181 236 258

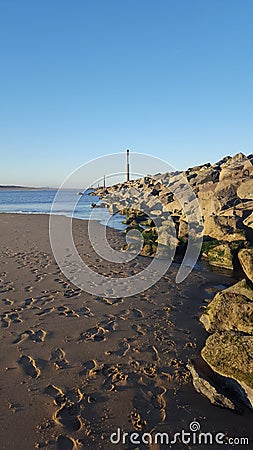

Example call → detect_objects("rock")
141 242 157 256
122 209 147 224
206 243 233 269
125 221 144 233
223 278 253 300
243 212 253 229
201 331 253 408
197 183 216 218
219 153 251 182
127 187 141 197
189 167 219 187
157 225 178 248
203 215 246 242
238 248 253 283
142 227 158 244
200 279 253 333
162 201 178 214
237 179 253 200
150 209 162 216
148 200 163 212
214 181 238 210
201 239 220 257
178 219 188 242
186 362 237 410
109 204 119 214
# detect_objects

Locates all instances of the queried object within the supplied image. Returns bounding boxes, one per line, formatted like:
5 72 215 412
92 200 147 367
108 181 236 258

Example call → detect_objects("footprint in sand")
0 280 15 294
45 384 66 405
80 326 108 342
64 288 81 298
36 306 55 316
149 345 161 362
79 359 99 378
13 329 46 344
56 435 80 450
100 316 117 332
96 296 124 306
19 355 40 378
132 324 146 335
57 306 79 318
105 339 131 357
29 329 47 342
102 364 128 391
34 274 44 282
141 363 157 378
75 306 93 317
46 385 83 432
57 305 92 318
65 388 83 404
129 411 147 430
132 308 144 318
0 271 7 278
24 285 33 293
1 298 14 306
1 313 10 328
22 297 35 308
144 383 167 421
51 348 70 369
37 294 55 306
1 311 22 328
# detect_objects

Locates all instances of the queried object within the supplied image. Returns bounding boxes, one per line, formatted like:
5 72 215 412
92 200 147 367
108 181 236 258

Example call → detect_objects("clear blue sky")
0 0 252 187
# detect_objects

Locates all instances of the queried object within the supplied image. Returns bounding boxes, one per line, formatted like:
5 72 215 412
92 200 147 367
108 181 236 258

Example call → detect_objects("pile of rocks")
93 152 253 274
92 151 253 410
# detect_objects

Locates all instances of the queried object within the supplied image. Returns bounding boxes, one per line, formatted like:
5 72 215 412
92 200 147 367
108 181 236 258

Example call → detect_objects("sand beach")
0 214 252 449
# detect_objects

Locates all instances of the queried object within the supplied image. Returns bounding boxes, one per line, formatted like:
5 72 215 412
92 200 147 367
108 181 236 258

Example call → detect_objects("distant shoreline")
0 185 52 190
0 186 86 190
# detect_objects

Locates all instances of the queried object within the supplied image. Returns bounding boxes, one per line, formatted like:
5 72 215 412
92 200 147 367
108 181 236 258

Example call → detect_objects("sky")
0 0 253 187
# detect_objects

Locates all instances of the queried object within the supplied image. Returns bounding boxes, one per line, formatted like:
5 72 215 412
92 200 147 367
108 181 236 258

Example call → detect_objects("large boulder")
205 243 233 269
187 362 237 410
201 331 253 408
203 215 245 242
200 279 253 334
219 153 252 181
238 248 253 283
178 219 188 241
157 225 178 248
109 204 119 214
237 179 253 200
243 212 253 229
214 180 239 210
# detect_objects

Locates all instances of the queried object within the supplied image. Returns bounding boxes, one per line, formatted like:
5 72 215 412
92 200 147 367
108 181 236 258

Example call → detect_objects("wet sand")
0 214 252 450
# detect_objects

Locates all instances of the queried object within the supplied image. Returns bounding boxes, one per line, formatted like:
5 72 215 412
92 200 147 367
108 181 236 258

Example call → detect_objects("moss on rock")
201 331 253 390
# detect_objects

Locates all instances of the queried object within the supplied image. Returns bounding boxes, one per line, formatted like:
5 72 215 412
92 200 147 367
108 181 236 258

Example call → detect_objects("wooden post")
126 149 130 181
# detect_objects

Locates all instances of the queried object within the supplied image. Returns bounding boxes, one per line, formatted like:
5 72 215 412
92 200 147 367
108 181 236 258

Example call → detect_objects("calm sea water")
0 189 125 231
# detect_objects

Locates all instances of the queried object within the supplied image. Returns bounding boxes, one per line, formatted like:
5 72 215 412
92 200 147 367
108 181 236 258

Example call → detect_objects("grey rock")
187 362 237 410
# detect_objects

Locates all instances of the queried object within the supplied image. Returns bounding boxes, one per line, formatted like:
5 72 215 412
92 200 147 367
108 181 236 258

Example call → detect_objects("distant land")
0 185 96 190
0 185 51 190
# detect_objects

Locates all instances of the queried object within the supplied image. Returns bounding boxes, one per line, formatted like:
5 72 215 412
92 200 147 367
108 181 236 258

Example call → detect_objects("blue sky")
0 0 252 187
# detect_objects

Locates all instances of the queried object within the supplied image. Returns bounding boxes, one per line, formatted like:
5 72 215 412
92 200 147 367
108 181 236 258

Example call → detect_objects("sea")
0 189 125 231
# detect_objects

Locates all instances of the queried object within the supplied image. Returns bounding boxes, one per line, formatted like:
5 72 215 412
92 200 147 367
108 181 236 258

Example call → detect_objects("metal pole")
126 149 130 181
103 175 106 188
